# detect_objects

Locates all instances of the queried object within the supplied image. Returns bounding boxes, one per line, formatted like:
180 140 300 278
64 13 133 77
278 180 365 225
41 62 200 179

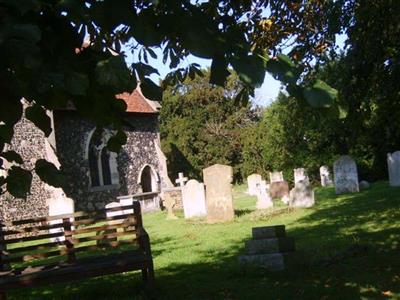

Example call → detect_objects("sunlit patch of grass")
9 181 400 299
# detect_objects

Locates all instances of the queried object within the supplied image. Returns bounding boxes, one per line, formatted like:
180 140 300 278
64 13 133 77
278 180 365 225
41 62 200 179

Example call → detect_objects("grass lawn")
9 182 400 299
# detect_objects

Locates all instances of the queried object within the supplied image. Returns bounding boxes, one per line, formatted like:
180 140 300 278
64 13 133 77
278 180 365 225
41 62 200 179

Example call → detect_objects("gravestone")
256 180 273 209
175 172 188 187
247 174 263 196
294 168 309 185
105 202 124 222
238 225 296 271
359 180 370 190
203 164 234 223
163 192 178 220
269 171 284 183
182 179 207 218
320 165 333 187
47 188 74 242
387 151 400 187
269 181 289 201
289 180 315 207
333 155 359 194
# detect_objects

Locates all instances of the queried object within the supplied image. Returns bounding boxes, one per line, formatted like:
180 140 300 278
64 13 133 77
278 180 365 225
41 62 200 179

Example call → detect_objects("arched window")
88 129 119 188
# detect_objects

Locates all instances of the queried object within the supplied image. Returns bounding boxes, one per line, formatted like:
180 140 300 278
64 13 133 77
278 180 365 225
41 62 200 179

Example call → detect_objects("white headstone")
256 180 273 209
106 202 123 218
320 165 333 187
294 168 309 185
247 174 263 196
333 155 359 194
289 180 315 207
182 179 207 218
269 171 284 183
47 188 74 242
387 151 400 187
120 198 134 215
105 202 130 226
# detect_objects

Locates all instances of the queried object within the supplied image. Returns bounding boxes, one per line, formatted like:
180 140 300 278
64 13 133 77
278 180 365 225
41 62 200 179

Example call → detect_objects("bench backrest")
0 201 144 271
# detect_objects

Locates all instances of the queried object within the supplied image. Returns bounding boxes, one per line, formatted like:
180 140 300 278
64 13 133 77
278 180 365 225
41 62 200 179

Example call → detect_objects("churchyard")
7 181 400 299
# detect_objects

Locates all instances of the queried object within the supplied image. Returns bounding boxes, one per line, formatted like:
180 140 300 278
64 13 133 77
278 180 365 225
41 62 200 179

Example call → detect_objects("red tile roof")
57 87 159 114
116 89 158 113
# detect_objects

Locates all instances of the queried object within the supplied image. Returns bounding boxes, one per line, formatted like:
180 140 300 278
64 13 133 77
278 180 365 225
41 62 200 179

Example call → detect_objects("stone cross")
164 193 178 220
175 172 188 187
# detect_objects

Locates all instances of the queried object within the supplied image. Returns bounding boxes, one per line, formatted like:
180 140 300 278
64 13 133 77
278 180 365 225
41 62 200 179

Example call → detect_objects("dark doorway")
141 166 153 192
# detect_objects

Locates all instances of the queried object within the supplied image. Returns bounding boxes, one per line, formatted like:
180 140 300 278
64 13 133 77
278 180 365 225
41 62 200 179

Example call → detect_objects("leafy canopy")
0 0 346 197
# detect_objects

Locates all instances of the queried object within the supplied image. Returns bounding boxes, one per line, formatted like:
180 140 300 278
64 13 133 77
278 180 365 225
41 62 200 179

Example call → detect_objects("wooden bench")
0 201 154 299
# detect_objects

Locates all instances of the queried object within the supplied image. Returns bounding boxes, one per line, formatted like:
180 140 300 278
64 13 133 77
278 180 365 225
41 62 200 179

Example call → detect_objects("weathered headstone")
289 180 315 207
387 151 400 187
163 192 178 220
359 180 370 190
203 164 234 223
269 171 284 183
182 179 207 218
256 180 273 209
269 181 289 201
247 174 263 196
294 168 309 185
333 155 359 194
320 165 333 187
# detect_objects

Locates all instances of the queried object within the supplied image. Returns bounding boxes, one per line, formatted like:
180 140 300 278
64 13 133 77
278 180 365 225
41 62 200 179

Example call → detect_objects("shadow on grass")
234 209 252 218
9 182 400 299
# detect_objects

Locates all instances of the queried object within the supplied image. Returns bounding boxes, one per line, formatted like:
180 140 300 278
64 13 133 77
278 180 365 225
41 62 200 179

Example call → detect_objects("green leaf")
0 0 39 14
35 159 66 188
66 72 89 96
231 55 266 88
25 104 52 136
107 130 127 153
5 23 41 44
2 151 23 164
141 78 163 102
6 166 32 198
210 55 230 86
95 56 131 92
133 62 160 79
0 125 14 144
266 54 300 85
303 80 338 108
131 8 163 47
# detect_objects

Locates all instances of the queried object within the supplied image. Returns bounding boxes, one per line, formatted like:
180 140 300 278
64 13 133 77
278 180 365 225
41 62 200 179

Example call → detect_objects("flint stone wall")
0 111 166 222
54 111 165 211
0 116 50 222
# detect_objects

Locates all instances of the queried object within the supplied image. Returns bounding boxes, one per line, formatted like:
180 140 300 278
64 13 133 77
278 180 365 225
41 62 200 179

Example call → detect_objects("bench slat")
2 231 65 245
2 204 137 227
71 229 138 245
1 215 137 238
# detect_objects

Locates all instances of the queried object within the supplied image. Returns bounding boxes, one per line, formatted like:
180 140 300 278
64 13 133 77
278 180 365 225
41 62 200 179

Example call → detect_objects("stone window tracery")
88 129 119 188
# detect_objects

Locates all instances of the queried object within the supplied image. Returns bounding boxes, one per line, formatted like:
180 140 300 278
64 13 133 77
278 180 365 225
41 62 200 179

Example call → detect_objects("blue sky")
125 34 347 107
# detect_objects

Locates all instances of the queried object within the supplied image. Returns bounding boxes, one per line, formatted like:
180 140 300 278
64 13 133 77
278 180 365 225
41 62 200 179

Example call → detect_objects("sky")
125 34 348 107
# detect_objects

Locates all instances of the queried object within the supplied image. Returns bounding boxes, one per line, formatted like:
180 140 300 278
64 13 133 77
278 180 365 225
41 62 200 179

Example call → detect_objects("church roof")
116 87 160 114
58 86 160 114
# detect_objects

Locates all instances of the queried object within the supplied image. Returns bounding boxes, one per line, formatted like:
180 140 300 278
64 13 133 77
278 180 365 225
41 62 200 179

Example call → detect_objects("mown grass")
9 182 400 299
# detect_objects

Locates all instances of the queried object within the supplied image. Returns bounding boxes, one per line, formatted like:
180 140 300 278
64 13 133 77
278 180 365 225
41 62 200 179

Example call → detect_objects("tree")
0 0 343 197
242 92 343 184
160 70 255 181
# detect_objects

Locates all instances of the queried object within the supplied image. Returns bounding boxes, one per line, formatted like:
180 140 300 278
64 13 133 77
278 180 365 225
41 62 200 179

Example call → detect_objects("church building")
0 87 173 222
